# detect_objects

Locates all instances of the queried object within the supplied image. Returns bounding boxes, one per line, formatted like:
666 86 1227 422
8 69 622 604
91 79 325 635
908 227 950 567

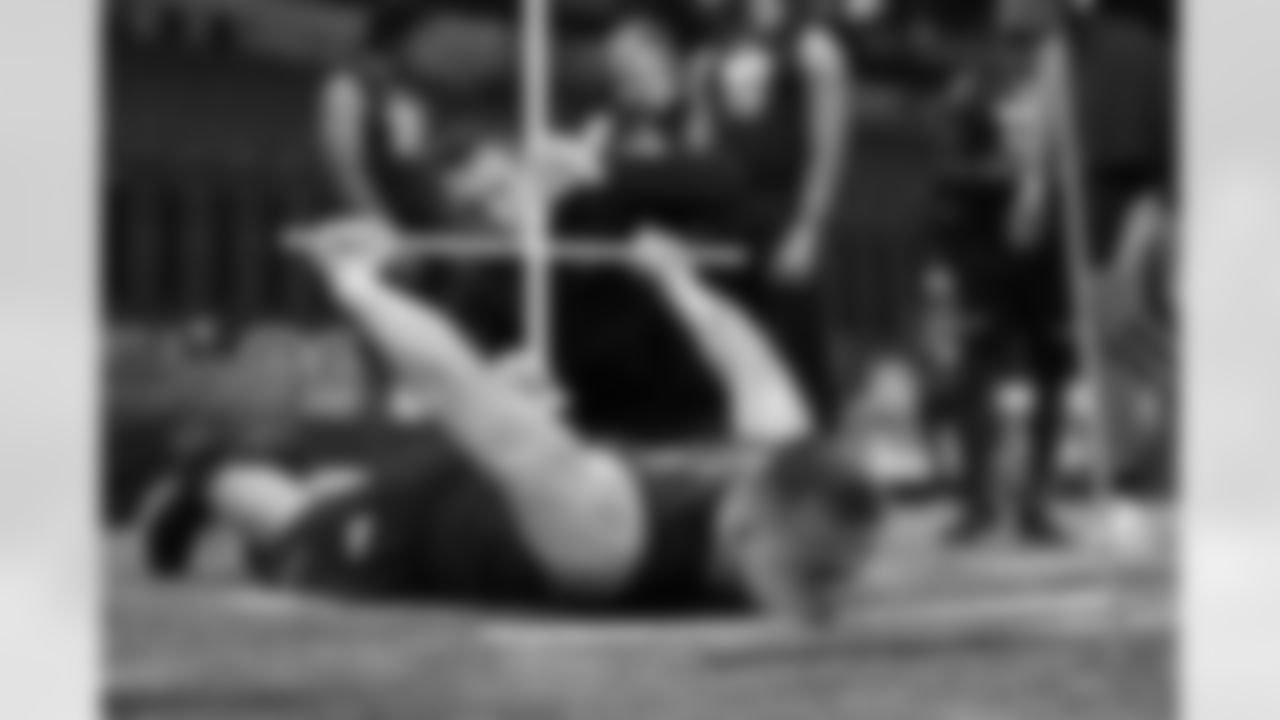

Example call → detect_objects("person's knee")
516 450 648 598
731 374 814 444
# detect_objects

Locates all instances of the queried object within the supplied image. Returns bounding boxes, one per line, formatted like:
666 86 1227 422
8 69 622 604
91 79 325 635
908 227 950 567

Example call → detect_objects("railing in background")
105 165 934 346
104 100 948 354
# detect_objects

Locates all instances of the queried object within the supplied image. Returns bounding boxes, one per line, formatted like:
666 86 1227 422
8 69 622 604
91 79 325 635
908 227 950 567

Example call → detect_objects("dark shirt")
558 105 749 241
702 25 814 233
1069 15 1175 199
934 14 1173 280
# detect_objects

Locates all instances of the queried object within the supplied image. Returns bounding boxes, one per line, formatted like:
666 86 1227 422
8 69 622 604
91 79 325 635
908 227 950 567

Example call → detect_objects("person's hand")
284 215 402 274
772 228 818 286
444 144 522 229
628 228 693 278
539 132 606 193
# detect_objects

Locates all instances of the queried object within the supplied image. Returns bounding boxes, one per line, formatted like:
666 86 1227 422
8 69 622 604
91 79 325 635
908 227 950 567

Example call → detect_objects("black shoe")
140 441 220 579
945 513 996 546
1016 509 1070 548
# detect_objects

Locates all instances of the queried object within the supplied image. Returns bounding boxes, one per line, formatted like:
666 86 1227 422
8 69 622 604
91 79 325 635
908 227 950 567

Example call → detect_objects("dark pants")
943 244 1075 527
934 167 1158 528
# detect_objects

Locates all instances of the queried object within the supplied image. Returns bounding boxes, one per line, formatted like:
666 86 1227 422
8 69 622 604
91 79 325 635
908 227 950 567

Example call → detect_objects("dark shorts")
255 424 739 613
263 435 555 606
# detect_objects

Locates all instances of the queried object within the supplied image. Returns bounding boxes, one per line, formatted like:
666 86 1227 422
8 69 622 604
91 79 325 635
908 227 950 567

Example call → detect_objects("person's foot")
944 512 996 547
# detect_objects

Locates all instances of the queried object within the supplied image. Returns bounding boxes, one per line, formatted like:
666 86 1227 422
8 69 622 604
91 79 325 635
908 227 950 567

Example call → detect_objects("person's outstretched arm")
629 232 812 444
773 27 853 284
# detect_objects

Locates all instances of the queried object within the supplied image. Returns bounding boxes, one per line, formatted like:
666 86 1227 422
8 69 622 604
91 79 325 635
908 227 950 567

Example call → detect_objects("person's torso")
1066 17 1171 186
937 66 1061 275
347 62 442 228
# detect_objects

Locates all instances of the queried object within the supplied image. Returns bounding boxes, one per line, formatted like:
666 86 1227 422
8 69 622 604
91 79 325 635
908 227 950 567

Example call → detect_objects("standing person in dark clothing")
931 28 1076 547
932 125 1075 545
935 0 1173 547
319 5 444 231
547 13 753 439
318 4 501 404
554 14 732 238
688 0 856 429
1059 3 1176 506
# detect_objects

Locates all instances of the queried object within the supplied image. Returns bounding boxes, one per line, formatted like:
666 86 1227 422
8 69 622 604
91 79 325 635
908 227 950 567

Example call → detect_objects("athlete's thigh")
419 362 646 598
503 442 649 599
718 281 816 443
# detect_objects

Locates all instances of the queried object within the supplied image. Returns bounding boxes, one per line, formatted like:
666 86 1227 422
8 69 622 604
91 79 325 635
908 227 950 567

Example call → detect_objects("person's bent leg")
291 219 647 598
630 231 813 444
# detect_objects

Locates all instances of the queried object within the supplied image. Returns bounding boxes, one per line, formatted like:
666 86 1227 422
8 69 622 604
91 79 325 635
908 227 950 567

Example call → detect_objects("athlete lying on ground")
148 218 880 625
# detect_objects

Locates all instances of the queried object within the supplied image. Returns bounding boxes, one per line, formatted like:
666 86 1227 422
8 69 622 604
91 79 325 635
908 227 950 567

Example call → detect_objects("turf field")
107 506 1174 720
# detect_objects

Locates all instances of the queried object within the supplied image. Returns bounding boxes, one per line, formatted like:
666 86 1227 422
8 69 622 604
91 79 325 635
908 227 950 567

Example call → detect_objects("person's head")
718 439 883 626
603 16 683 112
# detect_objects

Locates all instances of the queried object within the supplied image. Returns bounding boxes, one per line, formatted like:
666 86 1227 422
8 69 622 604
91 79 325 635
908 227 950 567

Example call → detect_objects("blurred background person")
930 18 1075 547
688 0 856 431
318 3 523 403
546 11 738 440
932 0 1173 547
318 3 441 413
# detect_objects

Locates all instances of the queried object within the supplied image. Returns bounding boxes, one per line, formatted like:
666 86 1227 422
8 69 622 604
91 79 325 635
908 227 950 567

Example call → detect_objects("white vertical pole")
1046 34 1117 512
521 0 554 371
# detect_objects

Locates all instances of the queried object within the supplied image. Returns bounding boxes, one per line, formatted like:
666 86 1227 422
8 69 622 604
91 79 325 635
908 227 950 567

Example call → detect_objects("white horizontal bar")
283 224 750 271
394 234 749 271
